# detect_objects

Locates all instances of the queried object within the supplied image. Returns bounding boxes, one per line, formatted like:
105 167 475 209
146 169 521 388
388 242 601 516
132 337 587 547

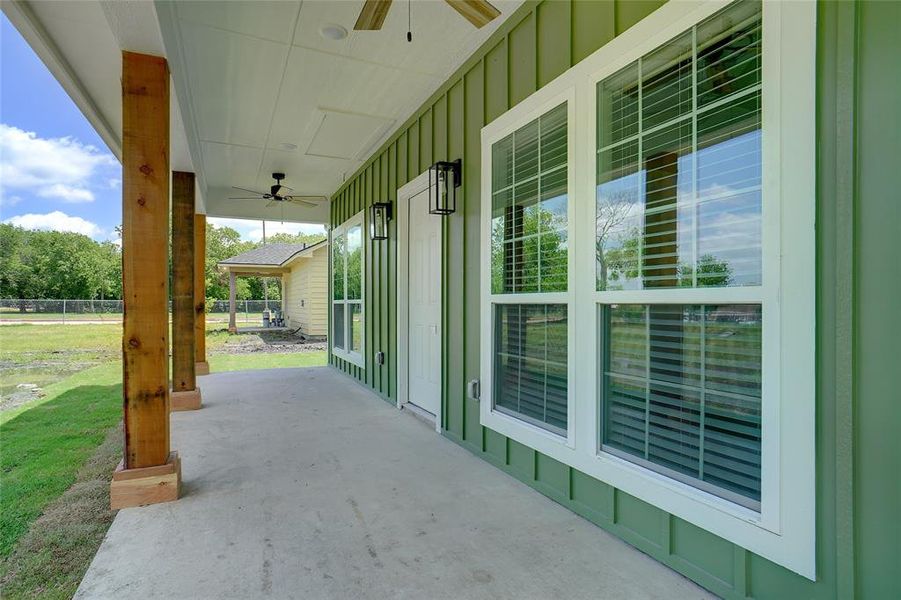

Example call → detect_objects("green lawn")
0 322 326 597
0 363 122 556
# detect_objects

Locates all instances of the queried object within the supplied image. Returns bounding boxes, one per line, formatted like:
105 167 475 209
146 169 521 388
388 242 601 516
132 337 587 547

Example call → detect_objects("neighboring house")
218 240 328 338
281 241 328 337
9 0 897 598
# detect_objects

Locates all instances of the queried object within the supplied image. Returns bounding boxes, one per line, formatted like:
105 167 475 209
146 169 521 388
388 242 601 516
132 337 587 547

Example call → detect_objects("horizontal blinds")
491 103 568 294
602 303 762 508
596 0 762 292
494 304 568 434
332 304 345 350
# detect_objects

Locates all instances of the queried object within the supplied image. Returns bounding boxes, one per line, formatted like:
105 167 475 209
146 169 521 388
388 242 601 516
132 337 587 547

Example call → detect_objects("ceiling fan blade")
288 198 318 207
229 197 263 200
266 200 277 208
445 0 500 28
232 186 267 195
354 0 392 30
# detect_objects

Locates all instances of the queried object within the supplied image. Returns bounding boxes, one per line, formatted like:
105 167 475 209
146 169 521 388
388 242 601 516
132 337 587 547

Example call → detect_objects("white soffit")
306 110 395 161
158 0 524 222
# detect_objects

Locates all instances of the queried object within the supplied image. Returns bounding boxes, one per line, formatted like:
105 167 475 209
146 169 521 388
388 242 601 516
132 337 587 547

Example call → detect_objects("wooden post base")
195 361 210 376
171 389 202 411
110 451 181 509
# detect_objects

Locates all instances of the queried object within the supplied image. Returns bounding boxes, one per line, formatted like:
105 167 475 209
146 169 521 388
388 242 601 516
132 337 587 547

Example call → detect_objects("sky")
0 14 323 243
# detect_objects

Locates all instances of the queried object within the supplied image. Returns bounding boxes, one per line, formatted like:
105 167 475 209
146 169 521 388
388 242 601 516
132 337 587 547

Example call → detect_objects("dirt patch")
0 423 122 599
214 329 327 355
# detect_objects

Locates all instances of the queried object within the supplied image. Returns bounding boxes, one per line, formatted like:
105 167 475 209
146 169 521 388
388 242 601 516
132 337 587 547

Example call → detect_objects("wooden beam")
194 213 209 375
121 51 171 470
445 0 501 28
110 452 180 509
171 171 201 411
354 0 393 30
228 270 237 334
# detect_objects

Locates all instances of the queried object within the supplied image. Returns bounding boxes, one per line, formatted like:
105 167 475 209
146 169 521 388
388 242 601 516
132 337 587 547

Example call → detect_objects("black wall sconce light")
370 202 392 240
428 158 461 215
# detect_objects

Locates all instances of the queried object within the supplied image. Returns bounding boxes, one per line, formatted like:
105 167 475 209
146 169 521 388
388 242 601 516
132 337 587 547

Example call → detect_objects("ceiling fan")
354 0 501 31
229 173 326 208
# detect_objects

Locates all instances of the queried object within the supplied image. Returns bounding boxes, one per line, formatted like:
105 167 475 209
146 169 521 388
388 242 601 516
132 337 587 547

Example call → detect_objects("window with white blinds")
494 304 568 434
481 0 815 573
488 101 571 435
332 213 364 366
602 303 762 508
596 0 762 291
597 0 764 509
492 102 568 294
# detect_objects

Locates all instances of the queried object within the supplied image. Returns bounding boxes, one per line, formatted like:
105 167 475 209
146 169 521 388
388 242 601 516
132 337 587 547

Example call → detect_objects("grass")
0 324 120 400
0 425 122 600
0 363 122 557
0 322 300 402
0 322 327 598
0 312 264 323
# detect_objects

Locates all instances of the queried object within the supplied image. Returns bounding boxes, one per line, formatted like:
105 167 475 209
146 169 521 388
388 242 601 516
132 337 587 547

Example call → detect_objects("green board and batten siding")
328 1 900 598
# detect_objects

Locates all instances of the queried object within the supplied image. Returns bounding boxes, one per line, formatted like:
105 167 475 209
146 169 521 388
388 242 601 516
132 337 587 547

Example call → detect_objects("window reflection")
596 0 762 291
491 103 568 294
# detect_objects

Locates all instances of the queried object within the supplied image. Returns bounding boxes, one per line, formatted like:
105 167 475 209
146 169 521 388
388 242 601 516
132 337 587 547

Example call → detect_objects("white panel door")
407 189 441 416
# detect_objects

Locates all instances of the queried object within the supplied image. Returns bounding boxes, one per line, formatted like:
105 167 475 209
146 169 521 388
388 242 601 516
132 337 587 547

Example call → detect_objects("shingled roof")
218 243 309 267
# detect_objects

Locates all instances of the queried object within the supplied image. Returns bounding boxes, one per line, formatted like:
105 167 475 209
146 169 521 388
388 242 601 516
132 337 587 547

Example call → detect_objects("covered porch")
75 367 709 599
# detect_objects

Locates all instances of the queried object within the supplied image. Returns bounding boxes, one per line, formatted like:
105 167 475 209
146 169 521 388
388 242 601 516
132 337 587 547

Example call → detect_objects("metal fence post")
62 299 66 323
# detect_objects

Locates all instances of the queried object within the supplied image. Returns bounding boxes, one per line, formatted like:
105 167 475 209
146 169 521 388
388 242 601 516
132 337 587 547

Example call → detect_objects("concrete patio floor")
76 367 713 600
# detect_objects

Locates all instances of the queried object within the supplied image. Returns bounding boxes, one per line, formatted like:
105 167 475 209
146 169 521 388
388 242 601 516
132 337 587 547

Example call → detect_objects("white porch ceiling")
160 0 524 223
4 0 524 224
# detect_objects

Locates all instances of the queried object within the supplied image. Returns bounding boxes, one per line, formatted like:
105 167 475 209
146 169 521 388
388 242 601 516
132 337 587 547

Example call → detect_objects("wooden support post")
112 51 180 508
171 172 202 411
194 213 210 375
228 270 237 334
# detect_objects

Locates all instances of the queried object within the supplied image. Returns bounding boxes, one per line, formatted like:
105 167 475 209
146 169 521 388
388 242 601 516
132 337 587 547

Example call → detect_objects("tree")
491 202 567 293
0 224 117 301
205 223 253 300
267 231 326 246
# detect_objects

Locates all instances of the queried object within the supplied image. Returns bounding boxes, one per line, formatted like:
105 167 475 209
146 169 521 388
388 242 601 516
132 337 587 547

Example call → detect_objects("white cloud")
208 217 325 242
38 183 95 203
0 124 117 204
4 210 103 238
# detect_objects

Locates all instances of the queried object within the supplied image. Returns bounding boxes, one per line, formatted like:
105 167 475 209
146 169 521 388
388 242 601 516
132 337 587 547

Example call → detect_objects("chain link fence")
0 299 278 325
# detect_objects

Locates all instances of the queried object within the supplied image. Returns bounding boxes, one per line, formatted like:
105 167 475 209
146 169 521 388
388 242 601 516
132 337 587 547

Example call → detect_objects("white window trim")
332 210 365 368
479 0 816 579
